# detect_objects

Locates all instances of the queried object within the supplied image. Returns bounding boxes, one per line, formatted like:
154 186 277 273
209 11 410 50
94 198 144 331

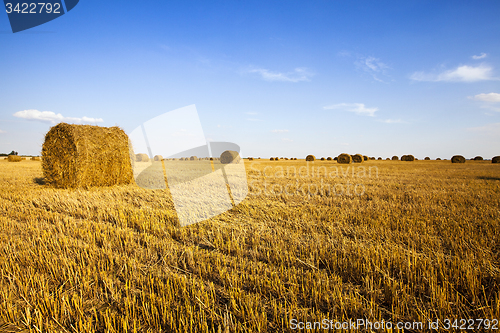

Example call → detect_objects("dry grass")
0 159 499 332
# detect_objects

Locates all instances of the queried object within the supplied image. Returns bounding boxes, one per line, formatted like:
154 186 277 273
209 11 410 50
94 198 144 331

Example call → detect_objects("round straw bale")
7 155 22 162
363 155 368 161
136 153 149 162
424 157 430 160
392 156 399 161
451 155 465 163
220 150 240 164
306 155 315 161
436 158 441 160
320 157 325 161
337 153 352 164
386 158 390 160
248 157 254 161
369 157 375 160
473 156 483 161
334 157 338 161
492 156 500 163
31 156 41 161
378 157 382 160
401 155 415 161
42 123 133 188
326 157 332 161
190 156 198 161
352 154 363 163
284 157 289 160
153 155 163 161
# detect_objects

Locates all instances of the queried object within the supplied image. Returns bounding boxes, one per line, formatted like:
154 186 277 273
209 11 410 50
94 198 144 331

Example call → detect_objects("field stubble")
0 159 499 332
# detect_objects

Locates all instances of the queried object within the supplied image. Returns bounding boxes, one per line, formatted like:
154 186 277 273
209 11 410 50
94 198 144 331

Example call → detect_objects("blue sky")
1 1 499 159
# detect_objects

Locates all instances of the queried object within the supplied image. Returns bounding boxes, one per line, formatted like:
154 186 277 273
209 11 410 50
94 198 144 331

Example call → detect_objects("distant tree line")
0 151 19 156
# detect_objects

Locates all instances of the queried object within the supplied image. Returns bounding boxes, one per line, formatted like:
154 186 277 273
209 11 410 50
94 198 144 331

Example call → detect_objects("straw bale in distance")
424 157 430 160
436 158 441 160
378 157 382 160
190 156 198 161
473 156 483 161
320 157 325 161
492 156 500 163
334 157 338 161
386 158 390 160
220 150 240 164
451 155 466 163
31 156 41 161
337 153 352 164
248 157 254 161
401 155 415 161
352 154 363 163
306 155 315 161
136 153 149 162
392 156 399 161
7 155 22 162
153 155 163 161
42 122 133 188
363 155 368 161
270 157 274 161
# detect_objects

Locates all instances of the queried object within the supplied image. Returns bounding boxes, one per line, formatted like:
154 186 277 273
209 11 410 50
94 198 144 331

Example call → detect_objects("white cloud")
271 129 289 133
0 129 5 133
324 103 378 117
470 92 500 103
355 56 390 82
249 67 313 82
411 64 496 82
13 110 104 124
472 53 487 60
380 119 407 124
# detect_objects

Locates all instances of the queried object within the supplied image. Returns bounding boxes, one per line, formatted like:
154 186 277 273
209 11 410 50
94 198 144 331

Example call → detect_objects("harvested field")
0 159 498 332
